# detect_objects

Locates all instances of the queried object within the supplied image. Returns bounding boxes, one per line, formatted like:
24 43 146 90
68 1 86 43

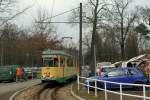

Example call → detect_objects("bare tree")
140 7 150 25
0 0 16 21
0 0 32 26
125 30 139 59
139 7 150 50
69 0 113 75
30 8 62 65
0 23 24 65
82 32 91 50
107 0 138 60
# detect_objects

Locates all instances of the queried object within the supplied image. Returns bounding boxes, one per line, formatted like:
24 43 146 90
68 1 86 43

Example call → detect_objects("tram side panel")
41 66 79 83
63 66 79 81
41 67 64 83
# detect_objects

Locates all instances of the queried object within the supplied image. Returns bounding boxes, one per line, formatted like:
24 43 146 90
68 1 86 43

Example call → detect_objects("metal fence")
77 75 150 100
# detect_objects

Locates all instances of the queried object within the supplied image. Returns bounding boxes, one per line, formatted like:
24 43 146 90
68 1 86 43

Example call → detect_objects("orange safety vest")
17 67 22 76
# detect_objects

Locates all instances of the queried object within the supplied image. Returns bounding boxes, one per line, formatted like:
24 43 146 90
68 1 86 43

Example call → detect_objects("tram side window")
43 59 54 67
43 59 59 67
67 59 73 67
60 60 65 67
54 58 59 67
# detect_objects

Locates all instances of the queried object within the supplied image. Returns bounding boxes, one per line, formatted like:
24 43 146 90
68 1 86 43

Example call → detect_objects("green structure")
0 65 26 82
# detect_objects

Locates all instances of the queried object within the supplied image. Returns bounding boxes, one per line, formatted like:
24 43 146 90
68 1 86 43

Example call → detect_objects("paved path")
0 79 41 100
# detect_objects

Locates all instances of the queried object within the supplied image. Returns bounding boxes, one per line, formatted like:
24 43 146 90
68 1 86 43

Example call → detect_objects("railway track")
51 87 59 100
39 82 77 100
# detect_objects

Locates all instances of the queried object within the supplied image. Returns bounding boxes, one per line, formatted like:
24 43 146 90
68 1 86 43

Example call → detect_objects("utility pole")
1 37 3 66
79 3 82 75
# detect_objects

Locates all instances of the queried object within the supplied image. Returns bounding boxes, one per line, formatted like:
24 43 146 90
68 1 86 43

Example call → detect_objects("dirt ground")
0 79 41 100
54 83 77 100
39 82 78 100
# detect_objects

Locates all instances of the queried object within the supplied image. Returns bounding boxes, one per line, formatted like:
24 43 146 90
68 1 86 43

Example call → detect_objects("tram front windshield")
43 58 59 67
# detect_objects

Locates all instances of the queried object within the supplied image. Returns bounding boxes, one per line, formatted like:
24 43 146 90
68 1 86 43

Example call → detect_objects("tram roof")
42 49 72 57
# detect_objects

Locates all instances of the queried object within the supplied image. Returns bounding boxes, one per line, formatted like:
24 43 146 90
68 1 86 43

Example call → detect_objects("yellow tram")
41 49 79 83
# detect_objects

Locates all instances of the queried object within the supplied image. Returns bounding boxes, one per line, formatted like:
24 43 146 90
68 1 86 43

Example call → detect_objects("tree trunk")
90 0 99 76
121 43 125 60
120 16 125 60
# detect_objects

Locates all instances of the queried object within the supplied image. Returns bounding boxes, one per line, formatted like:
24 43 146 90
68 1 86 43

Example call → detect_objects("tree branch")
123 13 137 41
89 0 96 7
0 5 32 26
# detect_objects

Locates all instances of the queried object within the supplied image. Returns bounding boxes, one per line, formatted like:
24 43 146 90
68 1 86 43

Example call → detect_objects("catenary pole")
79 3 82 76
1 37 3 66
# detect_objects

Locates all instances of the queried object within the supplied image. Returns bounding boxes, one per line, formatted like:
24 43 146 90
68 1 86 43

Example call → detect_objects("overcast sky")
12 0 150 44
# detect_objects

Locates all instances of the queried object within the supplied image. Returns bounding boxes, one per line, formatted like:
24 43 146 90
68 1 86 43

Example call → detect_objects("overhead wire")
37 2 90 23
34 1 108 24
39 7 80 22
39 21 90 23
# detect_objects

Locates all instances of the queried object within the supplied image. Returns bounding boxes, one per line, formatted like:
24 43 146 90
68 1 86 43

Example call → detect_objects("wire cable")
35 1 106 23
39 7 79 22
37 21 91 23
37 2 89 23
38 2 90 22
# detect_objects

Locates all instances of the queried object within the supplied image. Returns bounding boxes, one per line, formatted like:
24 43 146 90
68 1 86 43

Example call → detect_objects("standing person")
133 63 137 67
16 65 22 82
144 60 149 77
127 62 132 67
96 67 102 76
139 60 149 77
147 62 150 78
22 66 27 81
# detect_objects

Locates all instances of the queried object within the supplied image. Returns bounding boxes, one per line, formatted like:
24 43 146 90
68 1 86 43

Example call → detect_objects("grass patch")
72 83 150 100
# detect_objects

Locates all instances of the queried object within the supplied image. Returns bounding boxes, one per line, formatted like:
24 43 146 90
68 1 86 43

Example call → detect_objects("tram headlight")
49 75 54 78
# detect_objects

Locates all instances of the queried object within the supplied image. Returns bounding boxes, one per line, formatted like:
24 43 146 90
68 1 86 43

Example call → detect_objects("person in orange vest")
16 66 22 82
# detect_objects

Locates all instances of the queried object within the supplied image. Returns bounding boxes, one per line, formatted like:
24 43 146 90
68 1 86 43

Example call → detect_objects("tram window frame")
54 58 59 67
43 58 54 67
67 58 73 67
60 58 65 67
43 57 59 67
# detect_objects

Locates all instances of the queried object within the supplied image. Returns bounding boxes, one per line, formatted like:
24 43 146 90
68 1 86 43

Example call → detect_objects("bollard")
143 85 146 100
120 83 122 100
77 74 80 90
95 79 97 97
88 81 89 94
104 81 107 100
